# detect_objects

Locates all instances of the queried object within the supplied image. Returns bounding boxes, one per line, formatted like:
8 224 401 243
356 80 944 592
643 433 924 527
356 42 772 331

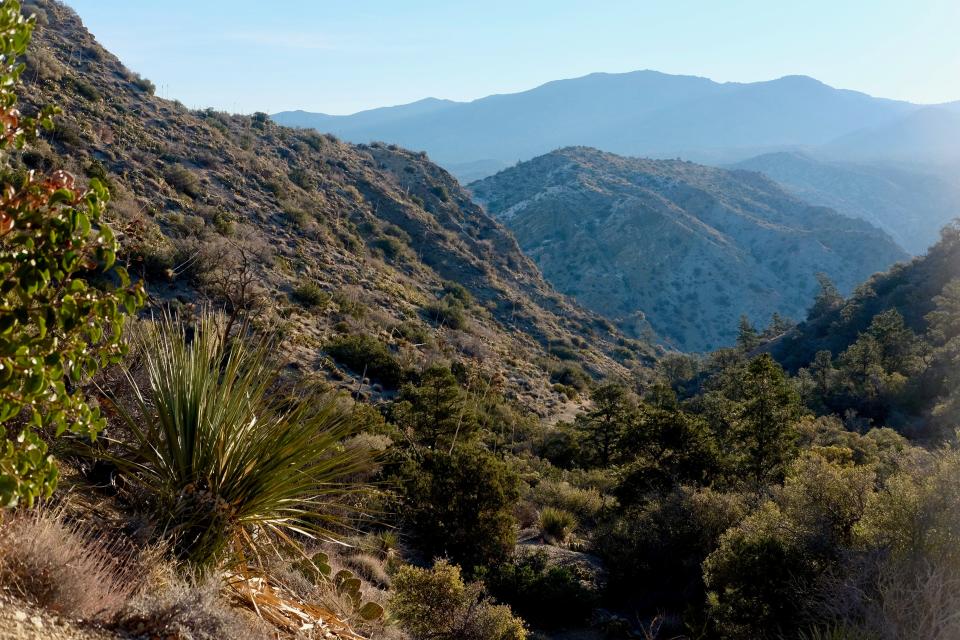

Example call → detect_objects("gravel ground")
0 596 118 640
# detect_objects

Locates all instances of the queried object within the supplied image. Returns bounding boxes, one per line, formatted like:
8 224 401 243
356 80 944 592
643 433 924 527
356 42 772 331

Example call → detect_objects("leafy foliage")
391 559 527 640
394 444 519 572
326 333 405 388
0 0 144 507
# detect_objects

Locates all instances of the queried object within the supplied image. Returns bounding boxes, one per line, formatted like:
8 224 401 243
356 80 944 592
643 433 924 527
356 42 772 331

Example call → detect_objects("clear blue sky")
63 0 960 115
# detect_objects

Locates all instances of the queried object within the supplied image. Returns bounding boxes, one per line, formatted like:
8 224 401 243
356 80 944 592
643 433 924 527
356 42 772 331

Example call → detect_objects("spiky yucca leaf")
106 312 371 568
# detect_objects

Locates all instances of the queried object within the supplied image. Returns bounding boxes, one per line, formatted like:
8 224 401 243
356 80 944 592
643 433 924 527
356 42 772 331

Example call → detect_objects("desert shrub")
326 334 405 388
424 294 468 330
536 427 580 468
372 235 406 261
25 46 62 81
531 479 604 523
702 501 817 637
130 73 156 94
114 574 272 640
292 279 328 308
538 506 577 543
103 312 372 568
595 486 746 611
282 203 310 228
164 164 201 197
550 363 591 391
395 445 520 572
390 560 527 640
480 550 598 629
0 2 145 507
0 508 138 619
441 280 472 305
71 77 101 101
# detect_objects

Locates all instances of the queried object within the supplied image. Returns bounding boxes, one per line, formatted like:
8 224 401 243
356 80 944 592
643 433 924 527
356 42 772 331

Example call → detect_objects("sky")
63 0 960 115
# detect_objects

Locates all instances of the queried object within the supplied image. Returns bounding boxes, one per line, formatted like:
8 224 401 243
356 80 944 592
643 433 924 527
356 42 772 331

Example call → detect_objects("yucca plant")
104 311 372 568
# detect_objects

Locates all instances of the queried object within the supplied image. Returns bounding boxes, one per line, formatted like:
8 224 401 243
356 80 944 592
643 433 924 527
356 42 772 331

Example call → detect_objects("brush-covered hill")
470 147 909 352
15 0 652 418
772 223 960 372
731 151 960 255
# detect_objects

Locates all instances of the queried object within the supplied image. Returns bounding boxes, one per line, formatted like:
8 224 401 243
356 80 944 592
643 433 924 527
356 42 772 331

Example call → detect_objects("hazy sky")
63 0 960 115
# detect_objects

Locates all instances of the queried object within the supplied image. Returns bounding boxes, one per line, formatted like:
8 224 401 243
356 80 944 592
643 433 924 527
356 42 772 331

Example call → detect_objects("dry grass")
115 572 274 640
0 507 138 620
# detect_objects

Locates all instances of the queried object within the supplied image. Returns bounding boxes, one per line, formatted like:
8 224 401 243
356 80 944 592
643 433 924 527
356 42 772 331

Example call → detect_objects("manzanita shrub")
0 0 144 507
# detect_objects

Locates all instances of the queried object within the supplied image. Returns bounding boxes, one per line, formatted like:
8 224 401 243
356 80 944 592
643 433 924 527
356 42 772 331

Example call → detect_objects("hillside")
15 1 651 418
732 151 960 254
470 147 908 352
273 70 921 181
772 223 960 372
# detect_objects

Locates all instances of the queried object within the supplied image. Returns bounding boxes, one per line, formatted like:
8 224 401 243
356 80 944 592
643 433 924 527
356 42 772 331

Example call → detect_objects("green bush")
391 560 527 640
129 73 156 94
538 506 577 543
480 551 598 629
326 334 404 389
424 294 468 330
0 1 145 508
164 165 201 198
291 280 327 308
396 445 519 572
103 312 371 567
550 364 591 391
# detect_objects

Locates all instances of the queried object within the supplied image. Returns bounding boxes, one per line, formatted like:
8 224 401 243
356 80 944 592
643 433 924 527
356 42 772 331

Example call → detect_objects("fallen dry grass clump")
0 507 137 621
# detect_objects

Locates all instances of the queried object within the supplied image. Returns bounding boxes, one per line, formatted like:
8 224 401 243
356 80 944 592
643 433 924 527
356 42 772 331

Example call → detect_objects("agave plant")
105 311 371 568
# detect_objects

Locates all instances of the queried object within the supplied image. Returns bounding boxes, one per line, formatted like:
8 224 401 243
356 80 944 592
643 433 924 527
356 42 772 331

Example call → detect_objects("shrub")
292 280 328 308
113 573 272 640
326 334 405 389
0 2 145 507
538 506 577 543
424 295 468 330
0 508 138 619
396 445 520 571
594 486 746 609
71 77 100 101
550 364 591 391
480 551 598 629
532 479 604 524
129 73 156 94
103 312 372 568
391 560 527 640
164 164 201 197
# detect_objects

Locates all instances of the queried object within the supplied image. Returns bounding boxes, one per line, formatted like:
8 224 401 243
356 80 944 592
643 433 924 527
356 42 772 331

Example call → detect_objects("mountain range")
470 147 908 351
20 2 649 419
272 70 960 183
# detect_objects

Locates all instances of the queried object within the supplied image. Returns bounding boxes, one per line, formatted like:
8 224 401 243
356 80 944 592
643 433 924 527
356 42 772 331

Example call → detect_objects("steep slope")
273 71 920 181
16 1 652 417
470 147 908 352
771 223 960 372
732 152 960 254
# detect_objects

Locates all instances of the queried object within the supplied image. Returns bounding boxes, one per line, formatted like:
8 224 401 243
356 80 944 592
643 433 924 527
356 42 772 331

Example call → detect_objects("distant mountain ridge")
731 151 960 254
470 147 909 352
272 69 952 181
